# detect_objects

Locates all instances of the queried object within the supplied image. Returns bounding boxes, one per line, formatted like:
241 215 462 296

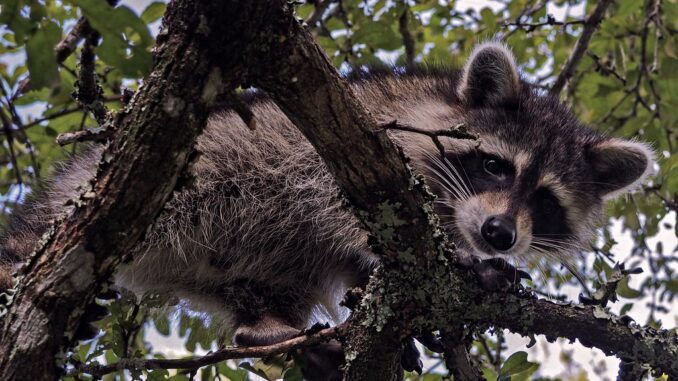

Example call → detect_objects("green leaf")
617 277 642 299
499 351 538 378
77 0 154 77
217 362 248 381
240 362 272 381
141 2 166 24
282 364 304 381
25 21 61 89
153 315 171 336
147 369 170 381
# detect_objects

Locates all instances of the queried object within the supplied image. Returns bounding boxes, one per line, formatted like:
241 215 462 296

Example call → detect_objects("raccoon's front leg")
455 250 531 290
232 313 301 346
233 313 344 381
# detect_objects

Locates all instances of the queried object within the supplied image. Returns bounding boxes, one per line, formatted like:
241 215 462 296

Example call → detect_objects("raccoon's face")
418 43 655 264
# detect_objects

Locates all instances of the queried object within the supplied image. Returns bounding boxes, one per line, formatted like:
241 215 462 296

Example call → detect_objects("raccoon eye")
541 198 556 213
483 159 502 176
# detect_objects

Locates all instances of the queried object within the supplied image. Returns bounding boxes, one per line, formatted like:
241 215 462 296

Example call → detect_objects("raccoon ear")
457 42 521 107
589 139 656 199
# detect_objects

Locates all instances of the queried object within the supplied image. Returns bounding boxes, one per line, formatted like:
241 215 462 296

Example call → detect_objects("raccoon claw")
300 322 330 336
401 337 423 374
472 257 530 291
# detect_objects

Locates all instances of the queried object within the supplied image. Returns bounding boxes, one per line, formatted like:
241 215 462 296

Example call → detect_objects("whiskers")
422 151 475 203
528 236 592 297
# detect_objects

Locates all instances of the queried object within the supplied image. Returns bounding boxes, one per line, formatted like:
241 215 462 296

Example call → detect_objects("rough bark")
0 2 257 379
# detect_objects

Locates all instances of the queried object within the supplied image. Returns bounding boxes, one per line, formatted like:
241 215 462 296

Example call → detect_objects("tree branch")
398 6 415 66
550 0 614 95
473 294 678 378
505 16 585 33
441 328 483 381
69 324 343 377
0 2 263 379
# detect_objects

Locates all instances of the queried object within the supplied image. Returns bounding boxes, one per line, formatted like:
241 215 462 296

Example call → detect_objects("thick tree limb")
0 1 258 379
550 0 614 95
472 295 678 377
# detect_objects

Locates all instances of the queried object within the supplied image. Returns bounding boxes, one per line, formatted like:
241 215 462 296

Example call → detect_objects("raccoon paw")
417 330 445 353
401 336 423 374
472 257 531 291
74 303 109 341
296 339 344 381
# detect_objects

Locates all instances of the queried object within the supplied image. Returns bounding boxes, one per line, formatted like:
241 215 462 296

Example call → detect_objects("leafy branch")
550 0 615 95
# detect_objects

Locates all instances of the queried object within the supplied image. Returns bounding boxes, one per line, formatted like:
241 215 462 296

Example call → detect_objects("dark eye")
483 159 502 176
541 198 556 213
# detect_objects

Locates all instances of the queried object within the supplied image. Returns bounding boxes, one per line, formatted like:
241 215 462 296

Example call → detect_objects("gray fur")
0 43 654 345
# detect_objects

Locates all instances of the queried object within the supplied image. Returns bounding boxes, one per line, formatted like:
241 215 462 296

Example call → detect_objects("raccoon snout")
480 215 516 251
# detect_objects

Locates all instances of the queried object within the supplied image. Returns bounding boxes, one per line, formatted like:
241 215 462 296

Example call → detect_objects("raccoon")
0 42 654 356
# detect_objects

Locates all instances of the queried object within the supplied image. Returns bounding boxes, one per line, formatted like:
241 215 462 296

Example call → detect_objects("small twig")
305 0 332 28
55 17 93 64
1 85 40 178
550 0 614 95
494 330 503 374
382 120 478 159
56 127 115 146
74 27 108 126
441 328 483 381
505 15 585 32
21 96 120 130
12 17 96 100
500 0 548 40
68 324 344 377
0 108 22 185
477 333 496 365
587 52 627 85
646 187 678 213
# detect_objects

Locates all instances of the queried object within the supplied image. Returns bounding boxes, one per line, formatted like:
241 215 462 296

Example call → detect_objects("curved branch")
550 0 614 95
473 295 678 378
69 324 343 377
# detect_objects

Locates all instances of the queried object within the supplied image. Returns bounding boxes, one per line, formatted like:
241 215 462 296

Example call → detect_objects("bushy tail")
0 145 102 292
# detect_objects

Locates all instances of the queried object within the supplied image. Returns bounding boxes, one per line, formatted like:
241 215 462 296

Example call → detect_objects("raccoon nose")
481 215 516 251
